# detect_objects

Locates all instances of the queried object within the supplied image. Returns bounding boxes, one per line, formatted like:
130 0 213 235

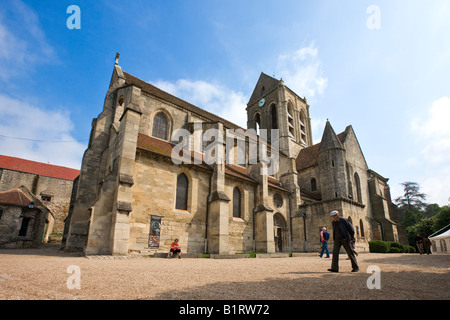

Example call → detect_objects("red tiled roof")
225 164 257 184
0 188 33 206
0 186 53 217
136 133 210 171
123 72 242 131
0 155 80 181
296 132 346 172
137 133 289 192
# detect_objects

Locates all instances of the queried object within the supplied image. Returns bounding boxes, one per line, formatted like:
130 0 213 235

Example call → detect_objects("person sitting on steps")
169 238 182 259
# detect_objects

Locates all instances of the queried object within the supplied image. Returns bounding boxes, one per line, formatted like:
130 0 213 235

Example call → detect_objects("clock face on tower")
258 98 265 107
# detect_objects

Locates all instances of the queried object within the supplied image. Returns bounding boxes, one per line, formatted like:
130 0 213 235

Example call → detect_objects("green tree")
433 206 450 231
402 209 422 228
424 203 440 218
395 181 427 211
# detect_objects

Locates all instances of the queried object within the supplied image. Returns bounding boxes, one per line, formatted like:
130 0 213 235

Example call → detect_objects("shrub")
369 240 411 253
369 240 389 253
388 247 402 253
387 241 406 253
406 246 416 253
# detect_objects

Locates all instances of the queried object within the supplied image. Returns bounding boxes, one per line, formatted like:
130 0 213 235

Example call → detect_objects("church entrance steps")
84 252 352 259
209 254 250 259
255 253 290 258
85 255 149 260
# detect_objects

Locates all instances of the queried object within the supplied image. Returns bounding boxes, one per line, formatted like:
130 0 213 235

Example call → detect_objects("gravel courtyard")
0 245 448 300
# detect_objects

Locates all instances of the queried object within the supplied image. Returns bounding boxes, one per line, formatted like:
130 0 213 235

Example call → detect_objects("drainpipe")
300 211 308 252
288 192 294 253
252 184 257 252
204 172 213 254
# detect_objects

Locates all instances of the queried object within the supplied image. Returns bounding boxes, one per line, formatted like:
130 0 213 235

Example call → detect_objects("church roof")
136 133 210 171
123 72 242 131
0 155 80 181
248 72 281 106
318 120 344 152
296 125 346 172
0 186 53 217
136 133 289 192
0 187 34 207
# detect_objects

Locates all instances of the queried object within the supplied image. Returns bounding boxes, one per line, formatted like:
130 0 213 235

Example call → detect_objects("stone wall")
0 169 74 234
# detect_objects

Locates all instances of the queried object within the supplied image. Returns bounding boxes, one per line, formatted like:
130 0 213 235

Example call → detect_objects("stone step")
209 254 251 259
255 253 290 258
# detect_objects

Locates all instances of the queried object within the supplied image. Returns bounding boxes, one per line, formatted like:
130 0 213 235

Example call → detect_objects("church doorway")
273 213 286 252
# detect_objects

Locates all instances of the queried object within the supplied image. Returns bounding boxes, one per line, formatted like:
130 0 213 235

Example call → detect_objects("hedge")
368 240 415 253
369 240 389 253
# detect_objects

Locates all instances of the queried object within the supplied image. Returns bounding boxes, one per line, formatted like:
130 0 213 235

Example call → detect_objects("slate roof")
123 71 242 130
136 133 289 192
296 127 346 172
0 155 80 181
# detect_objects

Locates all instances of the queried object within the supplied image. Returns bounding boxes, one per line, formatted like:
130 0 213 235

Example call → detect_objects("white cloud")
422 167 450 206
0 0 57 80
153 79 248 128
275 42 328 100
311 118 327 145
152 43 328 131
0 94 85 169
411 96 450 205
413 96 450 165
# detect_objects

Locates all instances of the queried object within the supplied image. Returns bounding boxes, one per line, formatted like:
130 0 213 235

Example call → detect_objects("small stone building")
0 155 80 234
0 186 54 248
63 55 405 256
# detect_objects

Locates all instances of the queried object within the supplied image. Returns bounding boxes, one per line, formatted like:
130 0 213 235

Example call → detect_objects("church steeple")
319 120 344 152
317 120 348 200
246 72 313 159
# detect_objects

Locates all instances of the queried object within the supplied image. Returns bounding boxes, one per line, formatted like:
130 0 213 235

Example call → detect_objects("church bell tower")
246 72 313 159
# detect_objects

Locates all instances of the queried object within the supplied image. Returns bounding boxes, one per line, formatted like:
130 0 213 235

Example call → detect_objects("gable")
0 155 80 181
123 72 241 130
340 126 368 170
248 72 280 106
0 186 52 217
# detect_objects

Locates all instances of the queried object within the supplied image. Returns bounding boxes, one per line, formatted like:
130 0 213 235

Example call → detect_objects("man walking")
319 227 330 258
328 210 359 273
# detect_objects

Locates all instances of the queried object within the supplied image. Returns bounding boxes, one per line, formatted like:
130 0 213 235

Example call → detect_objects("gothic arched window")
287 104 295 138
254 113 261 135
270 104 278 130
360 219 365 238
299 111 307 145
152 112 169 140
233 187 241 218
311 178 317 192
176 173 188 210
354 172 362 203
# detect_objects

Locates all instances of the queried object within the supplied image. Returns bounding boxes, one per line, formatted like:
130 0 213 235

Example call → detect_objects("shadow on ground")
149 267 449 300
0 243 82 257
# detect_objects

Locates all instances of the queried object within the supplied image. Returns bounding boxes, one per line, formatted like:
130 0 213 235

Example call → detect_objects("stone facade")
63 55 404 256
0 186 54 248
0 155 80 234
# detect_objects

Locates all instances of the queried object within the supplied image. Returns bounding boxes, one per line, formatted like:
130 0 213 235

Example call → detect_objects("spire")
115 52 120 65
318 120 344 152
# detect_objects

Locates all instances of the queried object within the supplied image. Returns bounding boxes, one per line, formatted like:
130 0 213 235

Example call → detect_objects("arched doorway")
273 213 286 252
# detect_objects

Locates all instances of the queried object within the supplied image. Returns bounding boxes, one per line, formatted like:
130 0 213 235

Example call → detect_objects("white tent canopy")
429 229 450 240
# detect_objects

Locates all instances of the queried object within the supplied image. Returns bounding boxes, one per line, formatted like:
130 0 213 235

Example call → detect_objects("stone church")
63 54 404 255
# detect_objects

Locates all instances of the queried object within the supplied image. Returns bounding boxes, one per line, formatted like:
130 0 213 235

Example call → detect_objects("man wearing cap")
328 210 359 272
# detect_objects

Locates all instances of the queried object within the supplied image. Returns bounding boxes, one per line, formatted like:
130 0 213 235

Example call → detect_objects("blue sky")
0 0 449 206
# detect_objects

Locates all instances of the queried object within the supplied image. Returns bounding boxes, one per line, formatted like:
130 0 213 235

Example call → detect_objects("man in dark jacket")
328 210 359 273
